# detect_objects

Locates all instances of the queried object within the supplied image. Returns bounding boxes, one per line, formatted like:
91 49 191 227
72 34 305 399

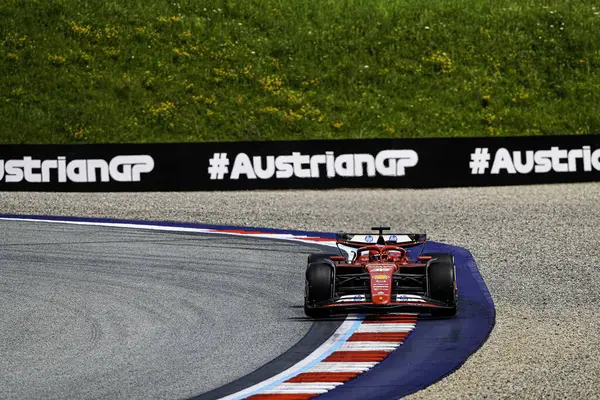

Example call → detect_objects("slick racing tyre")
304 262 334 318
426 253 457 317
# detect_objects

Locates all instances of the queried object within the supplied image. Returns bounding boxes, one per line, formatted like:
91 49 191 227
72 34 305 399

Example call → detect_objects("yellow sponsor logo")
374 275 389 280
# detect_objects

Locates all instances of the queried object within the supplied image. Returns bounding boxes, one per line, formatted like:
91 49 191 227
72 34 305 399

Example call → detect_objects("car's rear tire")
426 254 457 317
304 262 334 318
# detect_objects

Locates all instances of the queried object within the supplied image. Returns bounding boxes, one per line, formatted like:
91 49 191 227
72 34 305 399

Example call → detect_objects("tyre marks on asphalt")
244 314 417 400
0 219 331 400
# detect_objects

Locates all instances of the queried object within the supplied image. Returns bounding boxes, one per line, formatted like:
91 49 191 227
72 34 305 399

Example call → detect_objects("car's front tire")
426 253 457 317
304 262 334 318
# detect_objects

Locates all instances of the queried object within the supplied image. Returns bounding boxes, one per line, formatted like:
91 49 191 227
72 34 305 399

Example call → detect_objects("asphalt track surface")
0 220 334 399
2 183 600 398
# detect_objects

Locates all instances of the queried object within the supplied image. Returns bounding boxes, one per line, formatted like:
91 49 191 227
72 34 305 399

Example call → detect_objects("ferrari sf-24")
304 227 457 318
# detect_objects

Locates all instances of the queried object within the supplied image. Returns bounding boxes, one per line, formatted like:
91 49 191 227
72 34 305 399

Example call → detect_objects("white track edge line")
0 216 365 400
220 317 362 400
0 217 338 247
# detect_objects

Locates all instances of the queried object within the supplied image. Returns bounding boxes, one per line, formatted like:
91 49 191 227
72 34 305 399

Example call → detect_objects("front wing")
305 294 454 314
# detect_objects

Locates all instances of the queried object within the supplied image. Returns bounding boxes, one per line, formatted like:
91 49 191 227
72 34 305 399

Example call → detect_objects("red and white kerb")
0 217 418 400
244 314 417 400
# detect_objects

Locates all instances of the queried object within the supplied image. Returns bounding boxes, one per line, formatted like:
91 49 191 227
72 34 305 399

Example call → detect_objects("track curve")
0 220 335 399
2 183 600 398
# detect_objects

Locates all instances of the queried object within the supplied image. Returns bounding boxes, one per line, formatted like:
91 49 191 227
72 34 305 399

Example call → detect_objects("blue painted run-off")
317 242 496 400
0 214 495 400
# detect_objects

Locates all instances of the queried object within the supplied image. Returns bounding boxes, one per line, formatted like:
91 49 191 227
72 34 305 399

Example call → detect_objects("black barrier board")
1 135 599 191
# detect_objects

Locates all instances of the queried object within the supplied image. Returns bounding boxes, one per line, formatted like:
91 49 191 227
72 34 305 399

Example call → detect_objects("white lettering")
23 156 41 182
5 159 24 182
253 156 275 179
485 146 600 175
275 155 294 178
490 148 516 174
309 154 326 178
86 159 110 182
230 153 256 180
292 152 310 178
0 155 154 183
67 159 88 183
326 151 335 178
592 149 600 171
219 150 418 181
128 156 154 181
354 154 376 177
375 150 418 176
550 146 568 172
58 156 67 182
583 146 592 171
41 159 57 182
568 149 583 172
534 150 552 173
513 150 534 174
334 154 354 177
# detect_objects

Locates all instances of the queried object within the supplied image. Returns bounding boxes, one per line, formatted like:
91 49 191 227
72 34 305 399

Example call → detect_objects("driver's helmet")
369 249 381 261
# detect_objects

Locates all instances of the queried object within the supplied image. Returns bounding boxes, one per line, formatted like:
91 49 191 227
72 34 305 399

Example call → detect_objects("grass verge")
1 0 599 143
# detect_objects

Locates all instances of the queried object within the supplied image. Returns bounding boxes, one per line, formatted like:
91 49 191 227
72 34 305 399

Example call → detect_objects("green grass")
1 0 600 143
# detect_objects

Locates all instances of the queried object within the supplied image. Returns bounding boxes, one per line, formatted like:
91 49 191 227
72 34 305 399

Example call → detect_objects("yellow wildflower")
299 105 323 122
104 26 119 40
174 48 191 58
192 95 217 106
260 106 279 113
213 68 238 80
72 24 92 35
301 78 320 87
103 47 120 59
241 65 254 78
259 75 283 94
378 123 395 134
423 50 454 74
66 124 87 139
284 89 304 105
282 110 302 123
149 102 176 121
157 16 182 23
125 116 139 128
48 54 66 66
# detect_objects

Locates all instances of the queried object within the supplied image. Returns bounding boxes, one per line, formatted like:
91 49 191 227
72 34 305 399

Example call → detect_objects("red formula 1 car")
304 227 457 318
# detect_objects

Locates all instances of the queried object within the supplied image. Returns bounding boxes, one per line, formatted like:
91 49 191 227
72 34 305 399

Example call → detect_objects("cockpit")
354 245 407 263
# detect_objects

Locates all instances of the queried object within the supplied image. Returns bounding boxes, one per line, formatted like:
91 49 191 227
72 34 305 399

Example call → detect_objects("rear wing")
336 232 427 247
